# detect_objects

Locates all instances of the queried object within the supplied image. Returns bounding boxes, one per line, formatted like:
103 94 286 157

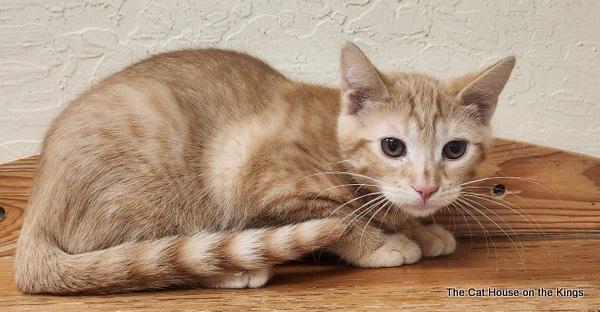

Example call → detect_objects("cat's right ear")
340 43 390 115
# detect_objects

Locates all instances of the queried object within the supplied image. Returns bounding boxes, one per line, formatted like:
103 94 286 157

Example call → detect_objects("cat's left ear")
340 43 390 115
447 56 516 125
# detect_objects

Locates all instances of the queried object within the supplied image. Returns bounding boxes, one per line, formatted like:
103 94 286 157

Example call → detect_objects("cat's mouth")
381 186 456 217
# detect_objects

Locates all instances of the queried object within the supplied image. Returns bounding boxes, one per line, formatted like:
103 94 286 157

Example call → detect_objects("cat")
14 43 515 294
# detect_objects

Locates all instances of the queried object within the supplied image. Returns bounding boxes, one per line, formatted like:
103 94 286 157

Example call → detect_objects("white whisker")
458 196 527 269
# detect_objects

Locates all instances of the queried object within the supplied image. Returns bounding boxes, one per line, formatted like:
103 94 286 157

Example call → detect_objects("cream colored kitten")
15 43 515 294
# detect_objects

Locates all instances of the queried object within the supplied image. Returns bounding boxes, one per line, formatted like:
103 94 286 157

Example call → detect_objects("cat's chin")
399 204 442 218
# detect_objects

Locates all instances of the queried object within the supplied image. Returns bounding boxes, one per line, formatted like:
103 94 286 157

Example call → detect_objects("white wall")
1 0 599 162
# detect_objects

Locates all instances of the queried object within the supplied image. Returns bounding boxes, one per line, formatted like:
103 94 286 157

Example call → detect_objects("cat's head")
336 43 515 217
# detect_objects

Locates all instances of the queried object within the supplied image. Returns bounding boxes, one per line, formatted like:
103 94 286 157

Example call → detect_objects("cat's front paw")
412 224 456 257
353 234 422 268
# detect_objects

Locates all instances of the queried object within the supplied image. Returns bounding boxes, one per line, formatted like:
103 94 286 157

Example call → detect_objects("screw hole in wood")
491 184 506 196
0 206 5 221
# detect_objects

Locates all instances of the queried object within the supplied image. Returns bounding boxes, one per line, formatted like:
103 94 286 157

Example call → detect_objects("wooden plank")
0 238 599 311
0 139 599 258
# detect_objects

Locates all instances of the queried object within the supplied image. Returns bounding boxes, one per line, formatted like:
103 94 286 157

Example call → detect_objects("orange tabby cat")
15 43 515 294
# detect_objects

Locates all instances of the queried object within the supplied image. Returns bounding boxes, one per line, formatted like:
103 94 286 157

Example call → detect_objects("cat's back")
120 48 290 106
44 48 292 164
89 48 291 123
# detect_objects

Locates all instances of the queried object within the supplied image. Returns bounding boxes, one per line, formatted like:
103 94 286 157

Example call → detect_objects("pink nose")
412 185 439 202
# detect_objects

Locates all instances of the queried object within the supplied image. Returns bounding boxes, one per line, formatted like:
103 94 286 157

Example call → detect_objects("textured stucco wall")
0 0 599 162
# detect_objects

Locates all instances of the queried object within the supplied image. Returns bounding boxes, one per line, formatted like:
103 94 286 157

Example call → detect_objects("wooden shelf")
1 238 599 311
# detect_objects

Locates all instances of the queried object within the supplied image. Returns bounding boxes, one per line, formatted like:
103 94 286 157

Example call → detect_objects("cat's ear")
340 43 390 115
447 56 516 125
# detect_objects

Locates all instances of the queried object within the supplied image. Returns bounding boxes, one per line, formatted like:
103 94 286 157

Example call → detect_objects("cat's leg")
375 211 457 258
401 221 456 257
253 195 421 268
328 218 422 268
201 268 274 289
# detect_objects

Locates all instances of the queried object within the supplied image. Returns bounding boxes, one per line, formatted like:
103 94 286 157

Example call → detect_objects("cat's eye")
381 138 406 158
442 140 467 160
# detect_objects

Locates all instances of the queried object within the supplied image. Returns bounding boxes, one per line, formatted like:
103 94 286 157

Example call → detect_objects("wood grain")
1 238 598 311
0 139 598 258
0 156 36 258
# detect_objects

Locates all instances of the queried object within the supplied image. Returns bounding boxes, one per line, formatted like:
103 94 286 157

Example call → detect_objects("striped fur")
16 218 343 294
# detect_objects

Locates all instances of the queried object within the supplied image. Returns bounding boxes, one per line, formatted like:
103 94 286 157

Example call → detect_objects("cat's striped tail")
14 218 344 294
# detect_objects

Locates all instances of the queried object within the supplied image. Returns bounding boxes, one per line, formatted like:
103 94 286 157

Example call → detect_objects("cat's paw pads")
413 224 456 257
354 234 422 268
203 268 273 289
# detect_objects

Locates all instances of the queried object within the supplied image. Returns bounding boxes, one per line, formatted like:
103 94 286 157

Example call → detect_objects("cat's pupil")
381 138 406 157
448 142 460 153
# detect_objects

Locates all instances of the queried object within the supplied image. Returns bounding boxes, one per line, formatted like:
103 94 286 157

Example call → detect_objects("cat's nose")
411 185 439 202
